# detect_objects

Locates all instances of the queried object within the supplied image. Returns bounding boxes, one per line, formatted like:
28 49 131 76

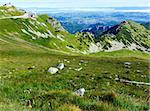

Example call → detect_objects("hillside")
0 5 94 53
1 34 149 111
95 21 150 52
0 4 150 111
0 24 149 111
1 5 150 53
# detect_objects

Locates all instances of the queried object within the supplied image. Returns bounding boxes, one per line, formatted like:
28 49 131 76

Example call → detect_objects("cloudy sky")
0 0 149 8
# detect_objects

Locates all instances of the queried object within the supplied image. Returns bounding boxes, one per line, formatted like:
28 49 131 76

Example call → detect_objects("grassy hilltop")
0 5 150 111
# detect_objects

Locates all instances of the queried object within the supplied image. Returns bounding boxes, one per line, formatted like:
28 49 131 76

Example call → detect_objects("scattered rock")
64 59 67 62
109 76 112 79
67 60 70 63
80 60 88 64
124 62 131 66
75 67 82 71
69 67 72 70
141 75 147 78
80 60 84 63
115 78 119 81
27 100 32 108
136 70 141 73
103 71 109 74
125 65 131 69
48 67 58 74
24 89 31 93
57 63 65 70
78 63 82 66
124 62 131 69
63 59 70 63
74 88 85 96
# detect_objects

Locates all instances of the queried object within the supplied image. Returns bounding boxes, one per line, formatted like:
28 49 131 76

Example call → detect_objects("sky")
0 0 150 8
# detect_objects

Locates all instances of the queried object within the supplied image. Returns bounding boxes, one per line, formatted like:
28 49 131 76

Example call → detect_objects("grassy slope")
0 5 150 111
90 49 150 59
0 14 91 53
0 34 150 111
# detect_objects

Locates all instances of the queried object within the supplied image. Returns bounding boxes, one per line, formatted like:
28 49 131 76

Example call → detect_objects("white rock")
74 88 85 96
57 63 65 70
67 60 70 63
124 62 131 65
48 67 58 74
75 67 82 71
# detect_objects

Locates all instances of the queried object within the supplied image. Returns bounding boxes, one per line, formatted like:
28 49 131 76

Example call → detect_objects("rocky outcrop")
47 17 66 32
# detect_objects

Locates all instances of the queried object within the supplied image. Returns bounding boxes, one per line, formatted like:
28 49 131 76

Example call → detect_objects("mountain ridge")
94 20 150 52
0 5 150 53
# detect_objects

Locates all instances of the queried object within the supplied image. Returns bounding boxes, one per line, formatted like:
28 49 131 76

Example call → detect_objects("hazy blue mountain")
49 11 150 34
141 21 150 30
24 7 150 33
81 23 111 38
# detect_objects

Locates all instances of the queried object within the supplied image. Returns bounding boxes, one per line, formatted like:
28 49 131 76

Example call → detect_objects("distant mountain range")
23 7 150 34
81 23 111 38
46 11 150 34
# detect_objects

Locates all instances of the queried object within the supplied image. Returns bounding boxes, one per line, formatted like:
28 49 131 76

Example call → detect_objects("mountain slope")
96 21 150 52
0 4 150 111
0 5 94 53
0 20 149 111
1 5 149 53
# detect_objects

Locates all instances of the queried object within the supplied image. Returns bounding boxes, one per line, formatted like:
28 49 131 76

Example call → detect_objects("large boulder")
48 67 58 74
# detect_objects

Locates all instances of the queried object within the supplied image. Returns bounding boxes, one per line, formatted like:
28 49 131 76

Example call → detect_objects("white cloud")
0 0 149 8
